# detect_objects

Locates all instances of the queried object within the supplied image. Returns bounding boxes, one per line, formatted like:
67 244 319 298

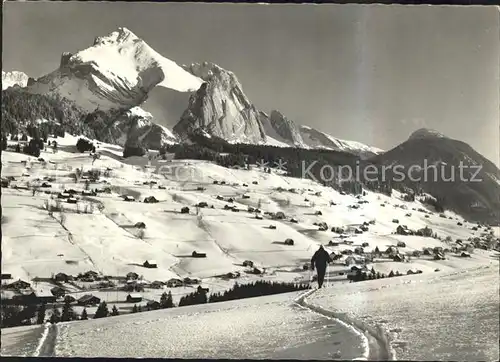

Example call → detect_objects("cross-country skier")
311 245 330 288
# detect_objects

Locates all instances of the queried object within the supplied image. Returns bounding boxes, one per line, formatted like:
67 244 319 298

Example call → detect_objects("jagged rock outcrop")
173 62 268 144
111 107 178 150
259 110 306 147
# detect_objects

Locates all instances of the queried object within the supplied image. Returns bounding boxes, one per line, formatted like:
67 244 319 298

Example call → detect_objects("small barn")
123 195 135 202
192 251 207 258
269 225 277 230
396 225 410 236
166 278 183 288
126 293 143 303
143 260 157 268
243 260 254 267
126 272 139 280
6 279 31 290
77 294 101 306
144 196 159 204
274 211 286 220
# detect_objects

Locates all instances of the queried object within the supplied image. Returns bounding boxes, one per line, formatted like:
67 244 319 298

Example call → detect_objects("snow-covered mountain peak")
409 128 446 140
2 70 29 90
28 27 203 112
93 27 139 46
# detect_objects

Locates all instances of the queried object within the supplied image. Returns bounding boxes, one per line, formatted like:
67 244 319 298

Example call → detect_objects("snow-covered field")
1 133 499 359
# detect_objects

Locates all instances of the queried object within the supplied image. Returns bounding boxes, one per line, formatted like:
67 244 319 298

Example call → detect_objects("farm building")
34 289 57 304
192 251 207 258
166 278 183 288
274 211 286 220
6 279 31 290
126 272 139 280
78 294 101 306
243 260 254 267
54 272 73 283
1 273 13 281
126 293 143 303
143 260 157 268
144 196 159 203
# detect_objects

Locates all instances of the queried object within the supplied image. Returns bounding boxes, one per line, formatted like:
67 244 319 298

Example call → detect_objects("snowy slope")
2 70 29 90
1 133 499 359
27 27 203 112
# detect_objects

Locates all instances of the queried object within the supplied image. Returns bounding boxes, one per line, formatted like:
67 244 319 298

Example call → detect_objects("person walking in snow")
311 245 331 289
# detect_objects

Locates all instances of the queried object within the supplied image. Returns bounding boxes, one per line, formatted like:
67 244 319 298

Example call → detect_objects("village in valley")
1 133 499 325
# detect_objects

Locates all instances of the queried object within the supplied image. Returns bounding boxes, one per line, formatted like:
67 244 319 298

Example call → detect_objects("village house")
126 293 143 303
77 294 101 306
166 278 183 288
34 289 57 304
143 260 157 268
54 272 72 283
6 279 31 290
126 272 139 280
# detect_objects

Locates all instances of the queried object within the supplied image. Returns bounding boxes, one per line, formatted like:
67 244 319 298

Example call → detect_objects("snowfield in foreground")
1 133 499 359
306 264 499 361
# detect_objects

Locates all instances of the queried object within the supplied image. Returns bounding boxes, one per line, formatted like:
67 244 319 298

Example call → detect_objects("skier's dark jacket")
311 247 330 270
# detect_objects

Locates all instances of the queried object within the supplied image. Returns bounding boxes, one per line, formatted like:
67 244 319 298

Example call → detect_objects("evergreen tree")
1 135 7 151
94 301 109 319
111 305 119 316
36 304 46 324
61 299 75 322
80 308 88 320
165 291 174 308
132 304 138 313
49 306 61 324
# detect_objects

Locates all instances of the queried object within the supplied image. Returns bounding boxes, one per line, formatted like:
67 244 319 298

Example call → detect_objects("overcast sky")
3 3 499 165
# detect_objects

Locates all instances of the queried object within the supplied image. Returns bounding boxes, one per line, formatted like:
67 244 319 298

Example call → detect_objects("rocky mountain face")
369 128 500 224
2 71 29 90
259 110 306 147
259 109 382 158
173 62 268 144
